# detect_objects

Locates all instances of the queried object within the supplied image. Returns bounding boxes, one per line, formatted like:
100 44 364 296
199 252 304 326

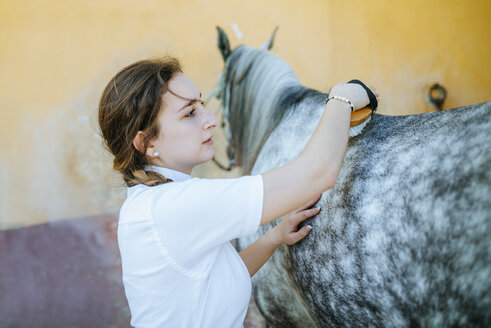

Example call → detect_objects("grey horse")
208 27 491 327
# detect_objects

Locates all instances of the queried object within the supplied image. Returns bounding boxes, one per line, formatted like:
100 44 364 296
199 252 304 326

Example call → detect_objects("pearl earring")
153 151 159 157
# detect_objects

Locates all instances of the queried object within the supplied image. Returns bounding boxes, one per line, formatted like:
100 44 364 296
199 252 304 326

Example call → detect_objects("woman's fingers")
285 224 312 245
372 89 381 102
291 207 320 226
295 224 313 239
284 205 320 245
294 194 322 213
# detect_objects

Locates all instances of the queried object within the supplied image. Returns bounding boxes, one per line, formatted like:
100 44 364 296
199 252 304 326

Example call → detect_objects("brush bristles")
349 117 371 137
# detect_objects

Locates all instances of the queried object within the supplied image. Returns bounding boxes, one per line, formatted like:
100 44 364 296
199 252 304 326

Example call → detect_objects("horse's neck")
231 52 303 173
245 69 301 142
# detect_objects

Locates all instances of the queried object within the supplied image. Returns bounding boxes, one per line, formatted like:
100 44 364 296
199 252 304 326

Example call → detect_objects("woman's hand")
267 194 322 246
239 194 322 277
330 82 381 111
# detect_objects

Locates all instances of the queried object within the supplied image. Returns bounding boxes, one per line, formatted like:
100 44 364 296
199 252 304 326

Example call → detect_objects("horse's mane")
221 45 326 174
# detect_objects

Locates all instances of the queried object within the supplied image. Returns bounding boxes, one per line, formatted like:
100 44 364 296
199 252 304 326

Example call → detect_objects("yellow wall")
1 0 490 229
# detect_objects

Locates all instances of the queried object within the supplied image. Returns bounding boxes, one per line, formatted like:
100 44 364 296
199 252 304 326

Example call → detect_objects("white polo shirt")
118 165 263 328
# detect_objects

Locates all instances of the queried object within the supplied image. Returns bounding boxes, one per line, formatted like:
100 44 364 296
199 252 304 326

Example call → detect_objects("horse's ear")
259 26 279 51
216 26 231 62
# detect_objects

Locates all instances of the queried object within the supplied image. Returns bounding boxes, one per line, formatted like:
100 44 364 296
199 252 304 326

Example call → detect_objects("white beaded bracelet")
326 95 354 112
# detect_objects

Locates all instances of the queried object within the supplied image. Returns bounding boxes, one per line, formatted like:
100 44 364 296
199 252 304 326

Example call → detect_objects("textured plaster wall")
1 0 490 229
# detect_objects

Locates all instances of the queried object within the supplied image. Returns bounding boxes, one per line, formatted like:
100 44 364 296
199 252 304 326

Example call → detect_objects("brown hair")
98 56 182 187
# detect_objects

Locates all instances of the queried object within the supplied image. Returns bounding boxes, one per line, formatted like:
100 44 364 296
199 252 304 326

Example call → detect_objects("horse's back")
290 102 490 326
247 101 491 327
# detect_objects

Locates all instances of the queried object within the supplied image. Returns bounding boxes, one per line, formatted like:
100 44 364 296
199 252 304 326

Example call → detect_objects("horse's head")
209 26 301 174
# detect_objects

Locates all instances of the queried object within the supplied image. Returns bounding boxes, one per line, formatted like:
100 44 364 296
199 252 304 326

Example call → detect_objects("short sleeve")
150 175 263 271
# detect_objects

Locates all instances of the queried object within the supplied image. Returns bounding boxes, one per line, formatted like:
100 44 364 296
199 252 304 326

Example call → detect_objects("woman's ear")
133 131 148 155
134 131 159 158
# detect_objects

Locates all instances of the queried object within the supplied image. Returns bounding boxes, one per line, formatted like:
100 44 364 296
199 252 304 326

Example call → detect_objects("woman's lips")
202 137 213 145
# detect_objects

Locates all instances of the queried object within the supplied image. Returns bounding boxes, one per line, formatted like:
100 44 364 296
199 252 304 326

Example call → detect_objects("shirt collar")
145 165 192 183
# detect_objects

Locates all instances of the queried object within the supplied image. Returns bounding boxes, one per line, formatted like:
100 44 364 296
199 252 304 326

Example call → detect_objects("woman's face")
148 73 218 174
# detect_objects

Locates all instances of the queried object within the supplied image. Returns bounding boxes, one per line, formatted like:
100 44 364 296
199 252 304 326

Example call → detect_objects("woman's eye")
185 108 196 118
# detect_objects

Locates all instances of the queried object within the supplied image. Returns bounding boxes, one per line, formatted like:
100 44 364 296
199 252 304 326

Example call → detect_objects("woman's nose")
203 109 218 130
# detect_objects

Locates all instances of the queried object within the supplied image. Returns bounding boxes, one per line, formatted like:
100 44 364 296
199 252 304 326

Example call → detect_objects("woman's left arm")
239 195 321 277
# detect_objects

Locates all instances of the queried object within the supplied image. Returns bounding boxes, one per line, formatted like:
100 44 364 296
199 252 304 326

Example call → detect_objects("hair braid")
126 169 173 187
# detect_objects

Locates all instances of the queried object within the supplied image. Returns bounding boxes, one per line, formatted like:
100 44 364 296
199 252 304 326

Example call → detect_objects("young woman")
98 57 379 327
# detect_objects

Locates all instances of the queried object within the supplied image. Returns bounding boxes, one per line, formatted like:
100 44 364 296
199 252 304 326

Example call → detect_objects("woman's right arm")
260 82 376 225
